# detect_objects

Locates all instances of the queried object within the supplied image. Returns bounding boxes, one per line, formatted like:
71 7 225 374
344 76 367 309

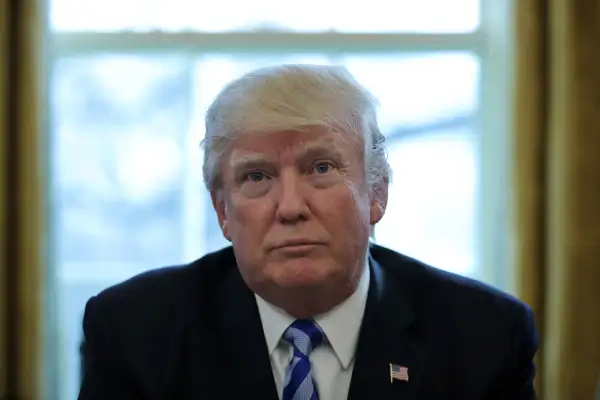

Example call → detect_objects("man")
78 65 538 400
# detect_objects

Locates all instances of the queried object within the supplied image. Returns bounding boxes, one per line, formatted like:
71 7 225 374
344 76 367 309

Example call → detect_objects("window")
47 1 513 398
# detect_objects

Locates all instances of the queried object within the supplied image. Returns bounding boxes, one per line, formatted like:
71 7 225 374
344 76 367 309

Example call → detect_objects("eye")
246 172 267 182
313 162 332 174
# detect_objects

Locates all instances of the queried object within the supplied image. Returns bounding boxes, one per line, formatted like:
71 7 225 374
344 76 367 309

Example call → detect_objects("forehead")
226 127 360 161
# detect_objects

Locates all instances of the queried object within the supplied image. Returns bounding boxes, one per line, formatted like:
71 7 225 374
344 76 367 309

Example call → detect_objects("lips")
270 239 324 250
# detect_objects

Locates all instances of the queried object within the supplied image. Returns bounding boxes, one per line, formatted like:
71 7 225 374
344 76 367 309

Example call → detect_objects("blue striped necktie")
282 319 324 400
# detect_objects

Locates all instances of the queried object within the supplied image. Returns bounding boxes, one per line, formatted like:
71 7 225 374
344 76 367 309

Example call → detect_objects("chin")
275 275 325 289
271 259 333 289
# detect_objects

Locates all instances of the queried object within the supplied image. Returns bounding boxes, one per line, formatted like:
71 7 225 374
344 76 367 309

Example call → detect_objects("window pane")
50 0 479 33
52 55 190 399
376 132 477 275
342 53 478 131
52 55 190 268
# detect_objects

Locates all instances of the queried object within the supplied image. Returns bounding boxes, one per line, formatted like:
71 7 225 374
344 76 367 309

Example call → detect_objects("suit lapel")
347 255 426 400
213 266 279 400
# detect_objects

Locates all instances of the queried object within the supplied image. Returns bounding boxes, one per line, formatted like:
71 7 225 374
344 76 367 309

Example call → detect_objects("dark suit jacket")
78 245 538 399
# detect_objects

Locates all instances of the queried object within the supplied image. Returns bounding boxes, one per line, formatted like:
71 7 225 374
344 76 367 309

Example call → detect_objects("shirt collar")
255 262 370 369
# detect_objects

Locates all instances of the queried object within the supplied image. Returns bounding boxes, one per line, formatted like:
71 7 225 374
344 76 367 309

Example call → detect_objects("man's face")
213 126 387 296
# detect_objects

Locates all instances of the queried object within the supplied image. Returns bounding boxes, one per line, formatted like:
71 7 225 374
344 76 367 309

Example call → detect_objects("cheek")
229 199 273 240
314 184 371 230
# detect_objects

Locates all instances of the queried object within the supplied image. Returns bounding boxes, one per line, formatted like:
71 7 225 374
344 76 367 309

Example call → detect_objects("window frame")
44 1 516 397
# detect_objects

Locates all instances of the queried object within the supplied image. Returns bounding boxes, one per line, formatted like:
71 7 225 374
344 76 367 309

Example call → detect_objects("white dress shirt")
255 264 370 400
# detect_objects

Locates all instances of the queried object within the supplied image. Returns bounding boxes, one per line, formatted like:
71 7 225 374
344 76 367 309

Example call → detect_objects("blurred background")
1 0 599 399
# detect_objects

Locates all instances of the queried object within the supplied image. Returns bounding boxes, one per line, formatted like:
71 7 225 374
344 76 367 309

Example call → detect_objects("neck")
279 289 354 319
262 271 363 319
252 251 369 318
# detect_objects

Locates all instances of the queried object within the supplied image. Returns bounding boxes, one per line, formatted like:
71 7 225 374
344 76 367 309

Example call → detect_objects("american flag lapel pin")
389 363 409 383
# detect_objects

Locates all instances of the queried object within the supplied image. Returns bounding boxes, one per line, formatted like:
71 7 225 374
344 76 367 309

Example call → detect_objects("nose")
275 170 310 224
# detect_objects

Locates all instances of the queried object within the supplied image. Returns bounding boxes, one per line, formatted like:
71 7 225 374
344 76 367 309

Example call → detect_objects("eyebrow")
229 139 346 174
295 141 345 165
230 155 272 174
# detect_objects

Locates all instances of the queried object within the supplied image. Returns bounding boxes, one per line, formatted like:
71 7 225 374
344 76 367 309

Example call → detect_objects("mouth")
271 243 323 257
270 241 325 252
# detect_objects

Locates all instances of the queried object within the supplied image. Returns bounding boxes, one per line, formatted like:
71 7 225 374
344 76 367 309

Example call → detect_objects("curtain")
0 0 46 398
514 0 600 399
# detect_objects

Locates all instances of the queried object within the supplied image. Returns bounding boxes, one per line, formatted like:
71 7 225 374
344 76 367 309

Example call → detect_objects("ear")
369 177 389 225
211 191 231 241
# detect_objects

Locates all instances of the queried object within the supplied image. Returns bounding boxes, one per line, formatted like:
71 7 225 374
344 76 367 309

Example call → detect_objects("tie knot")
283 319 324 357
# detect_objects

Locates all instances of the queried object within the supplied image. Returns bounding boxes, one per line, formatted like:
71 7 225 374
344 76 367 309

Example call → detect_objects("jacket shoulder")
370 244 533 320
79 247 238 397
87 246 237 322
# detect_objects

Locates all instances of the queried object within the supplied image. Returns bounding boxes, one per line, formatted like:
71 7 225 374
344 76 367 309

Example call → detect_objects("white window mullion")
475 0 515 290
50 31 484 56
